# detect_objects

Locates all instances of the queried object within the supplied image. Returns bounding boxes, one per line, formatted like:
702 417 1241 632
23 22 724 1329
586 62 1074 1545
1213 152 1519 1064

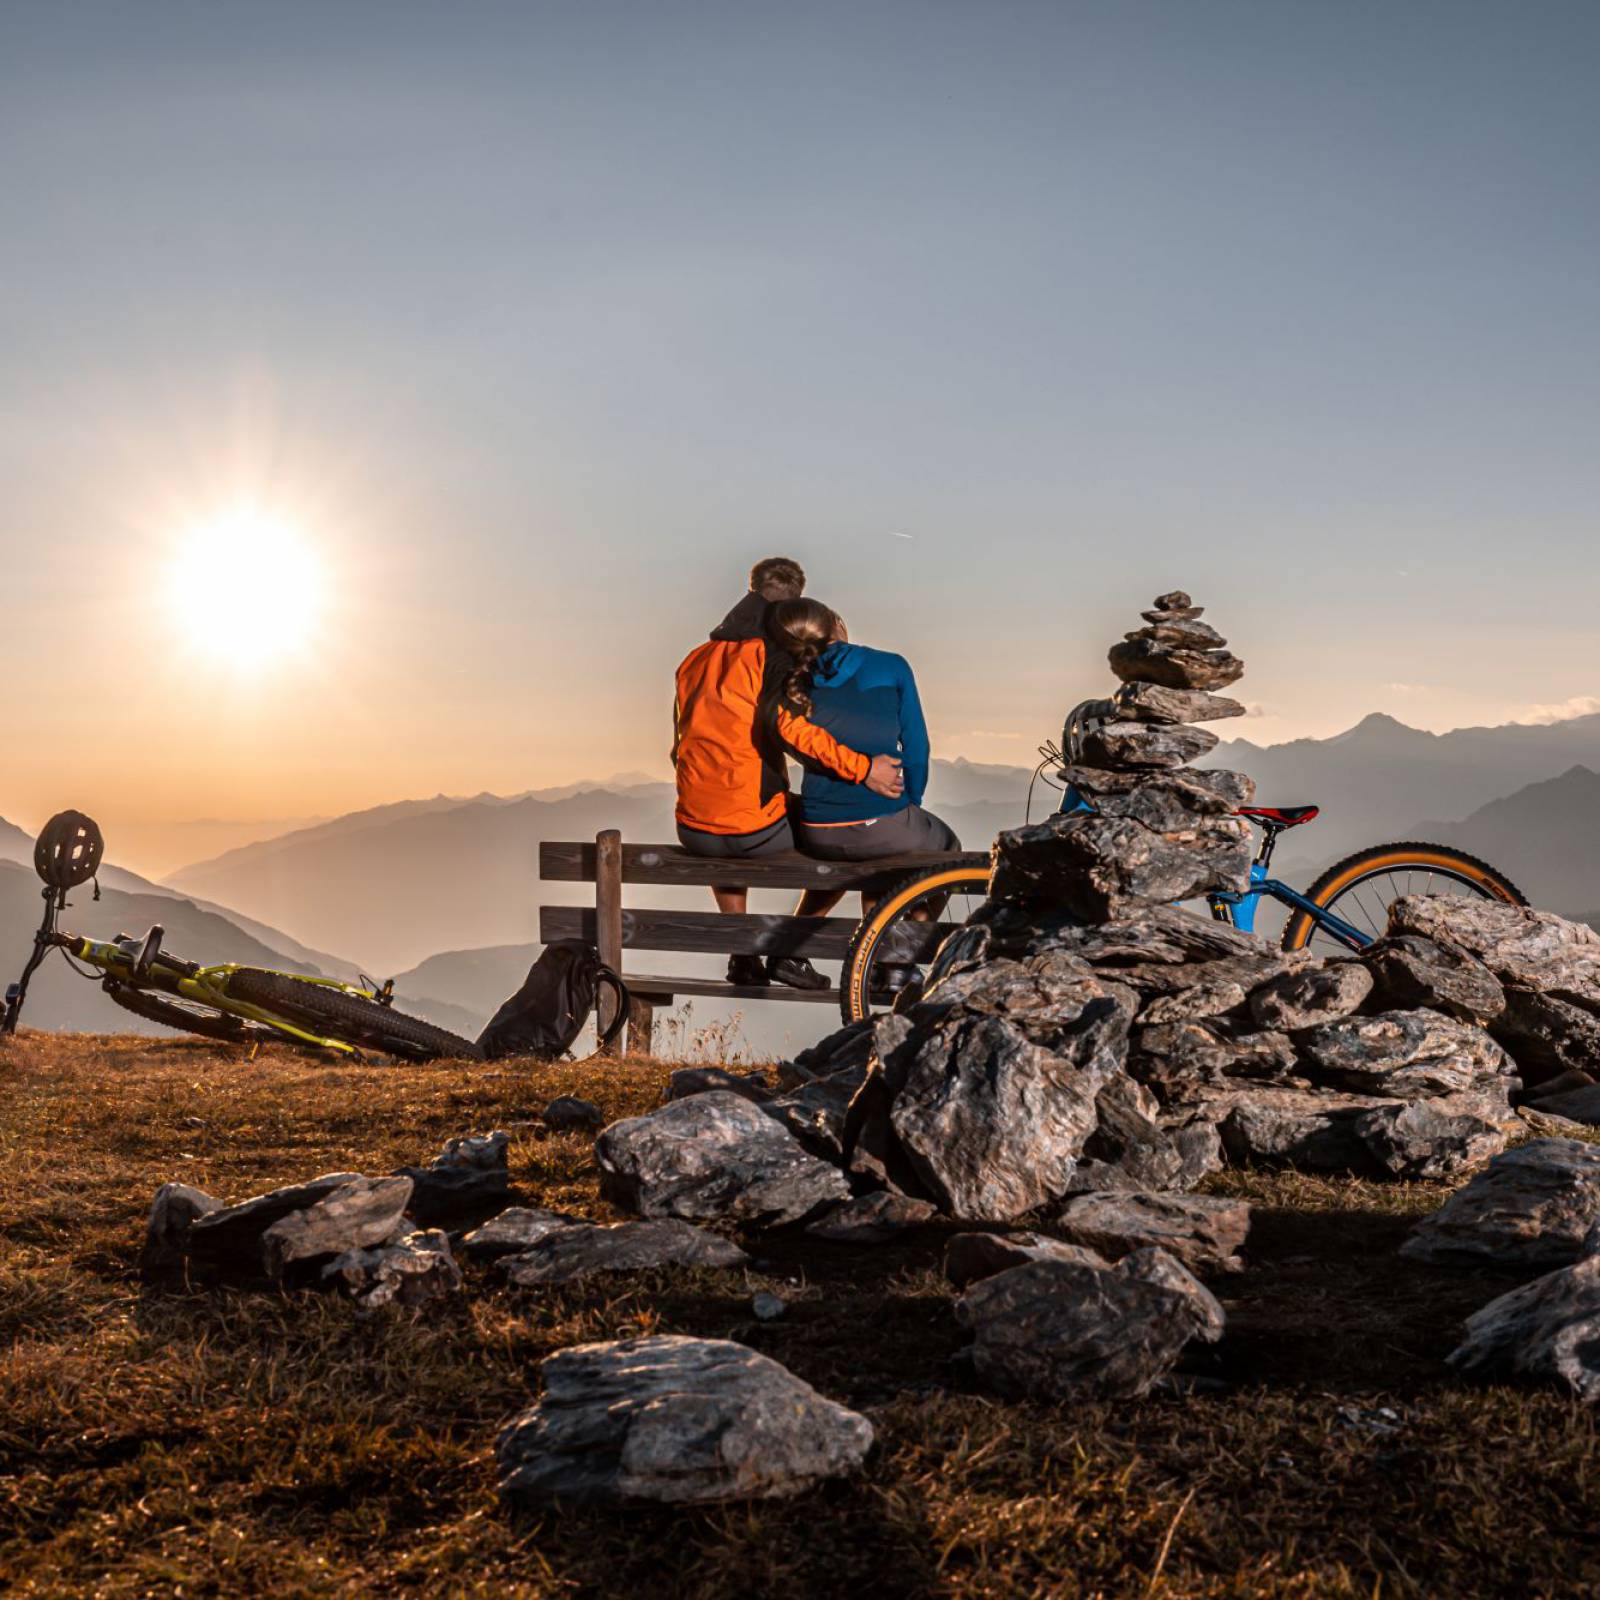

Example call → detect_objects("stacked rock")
990 591 1255 922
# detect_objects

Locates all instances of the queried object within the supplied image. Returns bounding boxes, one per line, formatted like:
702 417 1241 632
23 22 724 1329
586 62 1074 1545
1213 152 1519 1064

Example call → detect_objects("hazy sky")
4 0 1598 839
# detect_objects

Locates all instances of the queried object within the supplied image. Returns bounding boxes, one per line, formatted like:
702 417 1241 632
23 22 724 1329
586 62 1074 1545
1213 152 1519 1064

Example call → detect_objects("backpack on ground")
476 939 630 1062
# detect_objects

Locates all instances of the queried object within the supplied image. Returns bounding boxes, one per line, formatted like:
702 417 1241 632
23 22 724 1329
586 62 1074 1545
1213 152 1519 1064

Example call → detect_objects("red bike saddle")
1238 805 1320 829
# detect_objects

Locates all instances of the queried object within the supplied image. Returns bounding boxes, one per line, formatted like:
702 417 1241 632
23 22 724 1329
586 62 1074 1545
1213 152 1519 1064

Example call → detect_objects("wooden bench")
538 830 988 1055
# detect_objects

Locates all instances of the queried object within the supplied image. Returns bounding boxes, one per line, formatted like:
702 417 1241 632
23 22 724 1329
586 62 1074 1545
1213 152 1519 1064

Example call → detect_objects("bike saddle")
1238 805 1320 830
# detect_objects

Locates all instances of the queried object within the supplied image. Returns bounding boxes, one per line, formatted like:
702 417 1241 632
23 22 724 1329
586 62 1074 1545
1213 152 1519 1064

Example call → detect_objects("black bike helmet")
34 810 104 892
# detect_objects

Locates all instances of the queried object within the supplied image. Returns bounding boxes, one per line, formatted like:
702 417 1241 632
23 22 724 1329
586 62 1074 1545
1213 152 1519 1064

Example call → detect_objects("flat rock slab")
1448 1255 1600 1400
1108 637 1245 692
261 1175 415 1279
597 1091 849 1227
1403 1139 1600 1268
540 1096 604 1133
1077 723 1220 770
1528 1085 1600 1125
666 1067 774 1104
321 1228 462 1312
503 1219 748 1287
955 1247 1224 1400
944 1230 1109 1289
1296 1010 1514 1101
1054 1192 1250 1273
497 1335 873 1506
1248 962 1373 1032
1110 682 1246 725
183 1172 362 1268
461 1206 586 1261
805 1192 937 1244
1363 935 1505 1023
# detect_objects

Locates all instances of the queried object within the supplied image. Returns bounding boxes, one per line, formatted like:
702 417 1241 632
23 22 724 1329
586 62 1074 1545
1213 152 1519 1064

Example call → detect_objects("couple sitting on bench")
673 555 961 992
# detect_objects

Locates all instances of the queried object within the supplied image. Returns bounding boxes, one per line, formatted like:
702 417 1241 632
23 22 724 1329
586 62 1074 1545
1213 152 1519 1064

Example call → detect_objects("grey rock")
260 1175 415 1279
1131 1020 1300 1098
461 1206 585 1261
321 1228 462 1311
1054 1192 1250 1273
954 1247 1224 1400
1403 1139 1600 1268
805 1191 937 1243
1529 1085 1600 1125
1355 1097 1509 1180
1109 682 1247 725
1363 935 1505 1024
1077 722 1220 771
141 1182 222 1277
1296 1010 1515 1102
597 1091 849 1227
1137 972 1250 1026
540 1096 605 1133
991 810 1252 922
762 1077 858 1164
183 1171 363 1269
1388 896 1600 994
1065 1073 1222 1193
943 1230 1110 1288
752 1291 787 1321
973 900 1269 970
396 1130 511 1226
503 1219 748 1287
1447 1255 1600 1399
1492 987 1600 1088
1124 618 1228 651
1149 589 1195 613
888 977 1135 1221
496 1335 873 1506
1108 637 1245 692
1248 962 1374 1032
666 1067 774 1104
783 1018 884 1087
1058 764 1255 817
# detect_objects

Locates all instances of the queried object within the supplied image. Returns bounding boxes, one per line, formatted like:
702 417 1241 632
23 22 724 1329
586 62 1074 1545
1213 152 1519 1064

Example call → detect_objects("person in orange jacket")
673 556 904 989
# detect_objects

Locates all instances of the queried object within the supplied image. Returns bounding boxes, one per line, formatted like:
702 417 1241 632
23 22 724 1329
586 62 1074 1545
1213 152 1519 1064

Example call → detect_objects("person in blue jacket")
762 599 961 862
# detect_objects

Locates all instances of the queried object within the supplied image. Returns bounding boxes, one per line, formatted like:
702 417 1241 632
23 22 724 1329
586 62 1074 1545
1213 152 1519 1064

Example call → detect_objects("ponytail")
766 598 841 718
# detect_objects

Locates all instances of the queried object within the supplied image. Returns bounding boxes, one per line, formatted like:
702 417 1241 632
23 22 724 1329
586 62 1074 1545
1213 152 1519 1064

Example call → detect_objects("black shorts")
676 814 796 859
793 804 961 861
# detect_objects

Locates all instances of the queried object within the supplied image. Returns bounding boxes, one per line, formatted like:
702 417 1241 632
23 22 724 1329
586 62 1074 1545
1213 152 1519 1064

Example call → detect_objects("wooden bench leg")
628 995 655 1057
595 828 624 1057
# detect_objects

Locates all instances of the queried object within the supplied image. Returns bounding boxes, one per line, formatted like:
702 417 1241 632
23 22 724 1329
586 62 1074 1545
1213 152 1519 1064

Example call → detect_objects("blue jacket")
792 643 930 823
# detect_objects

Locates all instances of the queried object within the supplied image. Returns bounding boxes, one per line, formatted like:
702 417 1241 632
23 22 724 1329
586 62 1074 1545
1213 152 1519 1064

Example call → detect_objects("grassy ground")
3 1033 1599 1599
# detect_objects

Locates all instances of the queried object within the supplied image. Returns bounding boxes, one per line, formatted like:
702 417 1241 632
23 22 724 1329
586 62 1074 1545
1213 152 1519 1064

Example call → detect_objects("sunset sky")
5 1 1599 850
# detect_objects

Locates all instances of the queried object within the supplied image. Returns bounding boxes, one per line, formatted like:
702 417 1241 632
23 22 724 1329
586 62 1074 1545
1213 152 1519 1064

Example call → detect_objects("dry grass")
2 1032 1598 1598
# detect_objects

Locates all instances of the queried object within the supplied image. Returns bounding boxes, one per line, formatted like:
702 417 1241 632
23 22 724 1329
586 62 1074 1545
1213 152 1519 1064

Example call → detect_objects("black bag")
475 939 630 1062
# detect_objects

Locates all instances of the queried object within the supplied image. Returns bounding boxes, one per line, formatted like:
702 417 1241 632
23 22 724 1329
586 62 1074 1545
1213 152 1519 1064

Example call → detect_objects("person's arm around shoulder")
891 654 930 807
758 646 903 797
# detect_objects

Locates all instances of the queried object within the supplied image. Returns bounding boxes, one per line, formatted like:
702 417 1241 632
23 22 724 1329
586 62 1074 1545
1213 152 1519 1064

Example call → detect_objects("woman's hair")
766 597 840 716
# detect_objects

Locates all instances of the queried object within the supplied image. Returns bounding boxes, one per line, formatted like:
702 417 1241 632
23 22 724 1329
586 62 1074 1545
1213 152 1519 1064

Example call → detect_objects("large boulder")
597 1092 848 1227
502 1219 748 1287
1447 1255 1600 1399
1388 896 1600 995
1053 1192 1250 1273
1077 723 1219 770
496 1335 873 1506
954 1247 1224 1400
1295 1010 1516 1103
1109 682 1246 724
1402 1139 1600 1268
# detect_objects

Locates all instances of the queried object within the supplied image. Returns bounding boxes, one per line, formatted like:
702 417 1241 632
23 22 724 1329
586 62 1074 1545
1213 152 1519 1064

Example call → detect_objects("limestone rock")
1077 723 1220 771
503 1219 748 1287
666 1067 774 1104
1108 636 1245 692
1362 935 1505 1024
321 1228 462 1311
804 1191 937 1243
260 1175 415 1279
540 1096 604 1133
1053 1192 1250 1273
597 1091 848 1227
496 1335 873 1506
1248 962 1374 1032
1403 1139 1600 1268
461 1206 584 1261
954 1247 1224 1400
183 1171 363 1270
1296 1010 1515 1102
141 1181 222 1277
991 810 1251 922
1109 682 1247 725
943 1230 1109 1288
1447 1255 1600 1400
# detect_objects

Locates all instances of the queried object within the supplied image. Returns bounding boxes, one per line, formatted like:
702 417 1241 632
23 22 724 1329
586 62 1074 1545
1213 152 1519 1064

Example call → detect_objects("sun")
170 510 324 666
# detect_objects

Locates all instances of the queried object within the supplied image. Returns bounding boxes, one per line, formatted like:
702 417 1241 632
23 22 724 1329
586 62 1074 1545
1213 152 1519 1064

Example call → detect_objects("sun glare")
170 510 324 666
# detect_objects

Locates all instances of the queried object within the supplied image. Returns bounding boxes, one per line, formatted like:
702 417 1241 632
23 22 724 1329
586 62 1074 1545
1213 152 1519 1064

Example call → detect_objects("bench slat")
620 973 839 1004
539 840 987 890
540 905 955 961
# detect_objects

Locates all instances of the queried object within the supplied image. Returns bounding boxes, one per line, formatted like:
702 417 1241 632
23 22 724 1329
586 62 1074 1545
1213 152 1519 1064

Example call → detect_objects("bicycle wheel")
840 864 993 1024
224 969 481 1061
1281 842 1527 956
104 982 273 1044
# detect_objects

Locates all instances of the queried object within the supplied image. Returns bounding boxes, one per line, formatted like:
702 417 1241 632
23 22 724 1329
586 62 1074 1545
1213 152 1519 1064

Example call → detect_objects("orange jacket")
674 597 870 835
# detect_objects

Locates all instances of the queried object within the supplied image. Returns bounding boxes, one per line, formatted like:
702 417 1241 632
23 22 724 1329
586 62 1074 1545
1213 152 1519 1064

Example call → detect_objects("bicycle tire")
104 982 262 1044
1281 842 1527 954
840 864 993 1024
225 969 481 1061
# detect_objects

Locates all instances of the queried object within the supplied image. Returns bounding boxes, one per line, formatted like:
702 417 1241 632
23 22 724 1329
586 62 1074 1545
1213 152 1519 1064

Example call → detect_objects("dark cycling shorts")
676 814 795 858
793 804 960 861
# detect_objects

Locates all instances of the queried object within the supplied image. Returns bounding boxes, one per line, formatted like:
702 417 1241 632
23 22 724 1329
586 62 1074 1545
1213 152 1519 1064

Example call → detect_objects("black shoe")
726 954 769 987
767 956 830 992
871 963 919 999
